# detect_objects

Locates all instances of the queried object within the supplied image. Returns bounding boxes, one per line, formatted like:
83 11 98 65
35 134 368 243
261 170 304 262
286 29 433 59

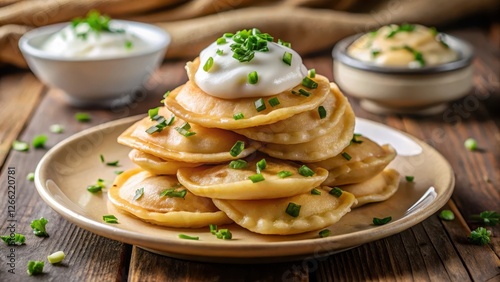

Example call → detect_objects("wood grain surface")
0 25 498 281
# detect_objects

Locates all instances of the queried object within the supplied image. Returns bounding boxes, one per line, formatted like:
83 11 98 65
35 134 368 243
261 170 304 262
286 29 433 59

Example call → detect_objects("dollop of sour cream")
348 24 458 68
40 22 146 58
194 35 308 99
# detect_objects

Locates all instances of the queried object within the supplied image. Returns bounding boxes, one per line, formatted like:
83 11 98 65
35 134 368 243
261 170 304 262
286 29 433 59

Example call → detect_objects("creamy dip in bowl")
332 24 473 115
19 12 170 107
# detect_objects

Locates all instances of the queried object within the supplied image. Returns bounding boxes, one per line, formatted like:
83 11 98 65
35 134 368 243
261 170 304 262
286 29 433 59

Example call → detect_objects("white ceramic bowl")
19 20 171 108
332 34 474 115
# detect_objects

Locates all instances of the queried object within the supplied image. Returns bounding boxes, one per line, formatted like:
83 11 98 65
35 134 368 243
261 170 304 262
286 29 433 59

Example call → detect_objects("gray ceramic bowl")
332 33 474 115
19 20 171 108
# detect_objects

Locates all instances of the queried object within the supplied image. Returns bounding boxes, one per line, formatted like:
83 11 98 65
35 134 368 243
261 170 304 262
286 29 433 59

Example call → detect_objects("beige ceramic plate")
35 115 454 263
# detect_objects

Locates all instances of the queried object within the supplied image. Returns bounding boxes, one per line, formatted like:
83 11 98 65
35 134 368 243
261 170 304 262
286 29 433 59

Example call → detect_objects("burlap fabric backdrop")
0 0 497 68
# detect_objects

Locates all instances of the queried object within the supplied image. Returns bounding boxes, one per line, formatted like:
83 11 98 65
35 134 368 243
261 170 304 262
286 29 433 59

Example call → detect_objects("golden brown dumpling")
177 156 328 200
212 186 356 235
258 104 355 162
128 149 201 175
108 168 232 228
117 107 260 163
309 136 397 186
233 83 348 144
340 169 400 208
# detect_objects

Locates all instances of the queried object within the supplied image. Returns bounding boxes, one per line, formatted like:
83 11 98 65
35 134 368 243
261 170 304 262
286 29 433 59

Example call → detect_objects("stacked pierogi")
110 29 399 235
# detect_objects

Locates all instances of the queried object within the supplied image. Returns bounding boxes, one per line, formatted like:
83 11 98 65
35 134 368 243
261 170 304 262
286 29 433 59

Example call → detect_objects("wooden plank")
312 217 471 281
0 59 192 281
0 59 186 280
127 247 308 282
0 87 128 281
0 72 44 168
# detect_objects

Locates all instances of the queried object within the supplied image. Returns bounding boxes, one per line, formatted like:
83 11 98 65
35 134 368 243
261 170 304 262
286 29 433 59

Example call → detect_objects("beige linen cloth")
0 0 497 68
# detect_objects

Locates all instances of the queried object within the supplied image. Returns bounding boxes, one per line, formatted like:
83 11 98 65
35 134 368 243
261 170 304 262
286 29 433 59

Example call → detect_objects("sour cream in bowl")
19 11 171 107
333 24 473 115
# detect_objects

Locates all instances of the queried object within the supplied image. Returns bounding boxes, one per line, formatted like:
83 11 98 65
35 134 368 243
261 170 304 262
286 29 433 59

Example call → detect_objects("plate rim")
34 115 455 261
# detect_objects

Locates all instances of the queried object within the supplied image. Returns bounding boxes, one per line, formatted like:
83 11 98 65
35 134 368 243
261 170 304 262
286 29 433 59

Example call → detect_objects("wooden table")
0 25 498 281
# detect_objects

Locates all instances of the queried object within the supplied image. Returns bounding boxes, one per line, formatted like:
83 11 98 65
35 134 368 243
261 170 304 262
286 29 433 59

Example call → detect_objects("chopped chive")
436 33 450 48
203 57 214 72
414 51 425 66
1 233 25 246
311 188 321 195
165 115 175 126
248 173 265 183
216 49 224 55
178 234 199 240
12 140 29 152
146 125 162 134
254 98 266 112
215 229 232 240
163 91 171 98
49 124 64 133
125 40 133 49
371 50 381 57
114 170 123 175
178 122 191 130
133 187 144 201
27 260 44 276
229 29 273 62
400 45 425 66
223 32 234 38
75 112 91 122
439 210 455 221
282 51 292 66
351 133 363 144
229 159 248 169
148 107 160 120
474 211 500 226
318 106 327 119
248 71 259 84
278 39 291 48
405 176 415 182
256 158 267 174
268 97 280 107
386 24 415 38
373 216 392 225
285 202 301 217
27 172 35 181
87 184 103 193
209 224 218 234
216 37 227 45
277 170 293 178
100 154 105 163
174 125 196 137
31 134 48 148
229 140 245 157
47 251 65 264
301 77 318 89
105 160 120 167
233 112 244 120
464 138 478 151
308 68 316 78
159 188 187 199
30 217 49 237
319 229 331 238
468 227 491 245
341 152 352 161
298 165 315 177
329 187 343 198
103 215 118 224
298 89 311 97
